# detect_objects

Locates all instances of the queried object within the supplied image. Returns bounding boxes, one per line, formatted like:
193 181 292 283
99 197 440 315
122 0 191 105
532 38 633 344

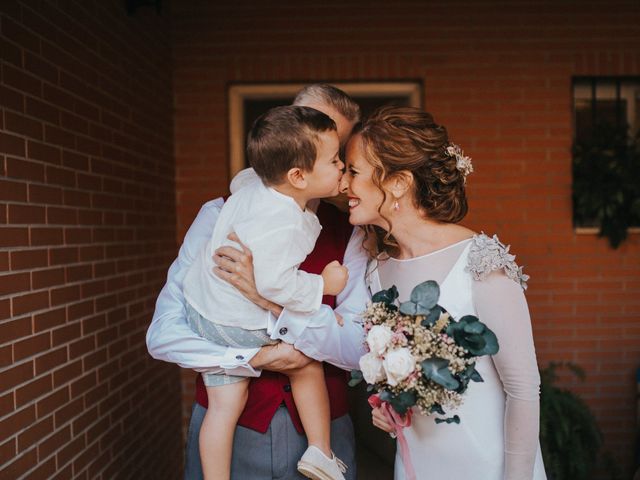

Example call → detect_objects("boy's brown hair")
247 105 337 185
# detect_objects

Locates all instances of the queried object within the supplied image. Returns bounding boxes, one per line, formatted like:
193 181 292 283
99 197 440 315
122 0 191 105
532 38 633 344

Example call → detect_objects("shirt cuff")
219 347 261 377
269 308 310 344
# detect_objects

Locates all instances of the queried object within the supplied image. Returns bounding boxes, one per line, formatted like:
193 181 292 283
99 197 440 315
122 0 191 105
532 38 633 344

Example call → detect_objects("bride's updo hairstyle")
358 106 468 255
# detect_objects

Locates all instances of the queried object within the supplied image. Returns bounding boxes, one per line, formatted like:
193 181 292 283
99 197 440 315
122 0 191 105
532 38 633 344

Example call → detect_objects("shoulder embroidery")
466 233 530 290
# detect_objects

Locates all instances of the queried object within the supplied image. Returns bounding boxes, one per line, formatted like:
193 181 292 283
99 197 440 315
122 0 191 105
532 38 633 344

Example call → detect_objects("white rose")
366 325 393 356
382 348 416 386
359 352 386 384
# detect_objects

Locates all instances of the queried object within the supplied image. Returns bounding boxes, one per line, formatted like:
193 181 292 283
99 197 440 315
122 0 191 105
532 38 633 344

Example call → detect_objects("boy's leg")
185 399 357 480
231 406 356 480
200 380 249 480
287 361 331 457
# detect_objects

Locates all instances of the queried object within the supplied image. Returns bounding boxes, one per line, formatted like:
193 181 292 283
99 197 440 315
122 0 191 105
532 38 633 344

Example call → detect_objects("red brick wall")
1 1 180 479
172 1 640 477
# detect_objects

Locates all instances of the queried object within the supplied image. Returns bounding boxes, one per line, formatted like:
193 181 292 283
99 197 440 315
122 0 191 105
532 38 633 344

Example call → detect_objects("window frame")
571 76 640 234
227 81 423 178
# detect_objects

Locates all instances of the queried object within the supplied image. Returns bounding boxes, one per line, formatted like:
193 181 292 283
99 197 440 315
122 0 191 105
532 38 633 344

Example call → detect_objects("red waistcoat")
194 201 354 434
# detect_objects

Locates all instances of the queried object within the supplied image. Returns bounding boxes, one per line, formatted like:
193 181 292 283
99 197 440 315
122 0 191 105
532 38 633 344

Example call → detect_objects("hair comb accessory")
445 143 473 181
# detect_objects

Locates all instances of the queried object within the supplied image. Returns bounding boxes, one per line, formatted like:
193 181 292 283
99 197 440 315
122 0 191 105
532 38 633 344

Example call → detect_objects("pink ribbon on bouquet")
368 393 416 480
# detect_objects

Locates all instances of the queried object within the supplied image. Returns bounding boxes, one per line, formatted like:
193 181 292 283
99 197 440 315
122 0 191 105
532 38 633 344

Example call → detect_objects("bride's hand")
213 232 282 316
371 406 395 434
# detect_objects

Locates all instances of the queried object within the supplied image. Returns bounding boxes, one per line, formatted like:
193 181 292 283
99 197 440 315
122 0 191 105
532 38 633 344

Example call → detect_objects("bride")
340 106 546 479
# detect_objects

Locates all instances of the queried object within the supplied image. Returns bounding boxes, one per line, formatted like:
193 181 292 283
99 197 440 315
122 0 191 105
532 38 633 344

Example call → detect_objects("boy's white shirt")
183 179 324 330
146 193 369 377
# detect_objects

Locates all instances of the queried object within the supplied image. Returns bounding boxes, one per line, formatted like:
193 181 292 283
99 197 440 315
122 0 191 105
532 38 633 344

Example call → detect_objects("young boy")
182 106 349 480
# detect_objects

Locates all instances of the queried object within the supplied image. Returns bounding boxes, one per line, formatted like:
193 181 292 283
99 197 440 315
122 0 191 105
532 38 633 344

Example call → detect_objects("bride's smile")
340 133 391 228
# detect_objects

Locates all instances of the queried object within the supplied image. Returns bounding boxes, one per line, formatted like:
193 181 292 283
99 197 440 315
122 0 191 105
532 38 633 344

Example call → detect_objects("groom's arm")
212 227 370 372
269 227 369 371
146 199 262 377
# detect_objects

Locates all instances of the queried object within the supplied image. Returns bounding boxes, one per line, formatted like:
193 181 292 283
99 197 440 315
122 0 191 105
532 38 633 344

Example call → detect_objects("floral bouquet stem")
368 393 416 480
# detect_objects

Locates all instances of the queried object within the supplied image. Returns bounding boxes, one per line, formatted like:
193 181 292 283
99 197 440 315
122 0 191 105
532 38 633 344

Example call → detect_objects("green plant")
539 362 618 480
572 123 640 248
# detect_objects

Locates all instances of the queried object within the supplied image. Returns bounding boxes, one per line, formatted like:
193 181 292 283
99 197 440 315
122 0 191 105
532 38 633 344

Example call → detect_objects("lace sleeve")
473 271 541 480
467 233 530 290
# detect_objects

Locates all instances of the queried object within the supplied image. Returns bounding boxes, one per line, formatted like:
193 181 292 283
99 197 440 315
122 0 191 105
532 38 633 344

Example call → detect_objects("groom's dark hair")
247 105 337 186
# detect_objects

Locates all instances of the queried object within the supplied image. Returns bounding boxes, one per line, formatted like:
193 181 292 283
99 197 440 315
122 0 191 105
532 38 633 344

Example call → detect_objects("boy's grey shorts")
186 303 277 387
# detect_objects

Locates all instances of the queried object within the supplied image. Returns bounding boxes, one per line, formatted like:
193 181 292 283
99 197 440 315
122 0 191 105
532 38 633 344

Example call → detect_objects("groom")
146 84 369 479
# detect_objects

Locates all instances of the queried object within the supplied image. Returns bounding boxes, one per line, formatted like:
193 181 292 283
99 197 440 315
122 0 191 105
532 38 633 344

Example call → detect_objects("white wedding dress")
368 235 547 480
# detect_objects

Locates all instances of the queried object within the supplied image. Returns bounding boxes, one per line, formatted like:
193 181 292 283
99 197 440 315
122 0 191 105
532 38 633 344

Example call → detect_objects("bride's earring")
393 200 400 211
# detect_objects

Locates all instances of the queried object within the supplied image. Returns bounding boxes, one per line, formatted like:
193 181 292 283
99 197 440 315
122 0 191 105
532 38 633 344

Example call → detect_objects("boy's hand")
335 312 344 327
321 260 348 296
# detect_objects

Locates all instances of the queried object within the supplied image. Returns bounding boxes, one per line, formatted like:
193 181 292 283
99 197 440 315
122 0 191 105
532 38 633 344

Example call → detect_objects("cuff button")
279 327 288 335
235 355 244 360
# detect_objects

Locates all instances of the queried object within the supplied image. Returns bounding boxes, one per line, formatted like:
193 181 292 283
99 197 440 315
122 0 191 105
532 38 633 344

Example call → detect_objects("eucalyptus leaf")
457 315 480 327
372 285 399 306
399 301 431 316
455 364 474 394
409 280 440 311
447 315 499 356
422 305 443 327
463 319 485 335
470 369 484 382
457 363 473 382
388 390 417 416
399 301 417 315
475 330 499 356
379 390 393 403
378 389 416 416
349 370 363 387
463 335 486 351
435 415 460 425
421 358 460 390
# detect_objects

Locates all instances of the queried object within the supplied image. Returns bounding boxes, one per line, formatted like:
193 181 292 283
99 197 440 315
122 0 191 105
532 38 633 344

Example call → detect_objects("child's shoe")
297 445 347 480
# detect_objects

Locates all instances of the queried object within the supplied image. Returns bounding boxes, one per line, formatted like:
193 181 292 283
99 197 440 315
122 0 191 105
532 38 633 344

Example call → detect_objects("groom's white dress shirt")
146 197 369 377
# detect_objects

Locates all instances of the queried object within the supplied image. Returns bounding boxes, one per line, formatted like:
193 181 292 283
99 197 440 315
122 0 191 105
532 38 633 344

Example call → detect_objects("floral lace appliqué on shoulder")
466 233 530 290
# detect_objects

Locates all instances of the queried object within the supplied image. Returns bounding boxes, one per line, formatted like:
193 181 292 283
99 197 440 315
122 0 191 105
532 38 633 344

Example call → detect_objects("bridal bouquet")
351 280 499 424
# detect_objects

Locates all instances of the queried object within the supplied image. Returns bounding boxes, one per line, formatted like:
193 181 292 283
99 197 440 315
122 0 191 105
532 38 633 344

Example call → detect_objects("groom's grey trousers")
184 402 357 480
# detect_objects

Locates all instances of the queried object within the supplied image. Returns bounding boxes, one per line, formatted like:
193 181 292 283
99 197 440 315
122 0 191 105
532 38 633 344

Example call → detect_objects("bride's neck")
389 212 466 260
